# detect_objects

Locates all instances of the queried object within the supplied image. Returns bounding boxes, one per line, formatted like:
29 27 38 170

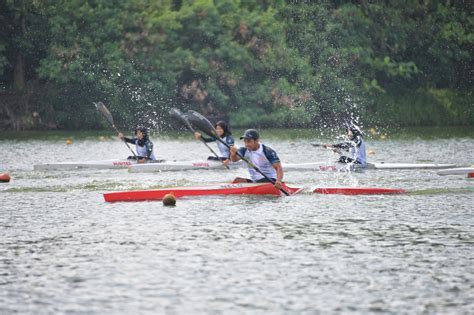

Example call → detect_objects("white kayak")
128 160 455 173
128 159 246 172
366 162 456 170
128 161 353 173
128 161 456 173
34 159 150 170
282 162 456 171
34 158 457 172
280 162 456 171
437 167 474 176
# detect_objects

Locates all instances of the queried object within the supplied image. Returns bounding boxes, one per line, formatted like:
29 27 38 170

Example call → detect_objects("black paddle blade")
94 102 114 126
186 110 217 138
169 108 195 132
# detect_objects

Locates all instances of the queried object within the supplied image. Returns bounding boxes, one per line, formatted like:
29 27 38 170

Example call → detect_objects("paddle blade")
94 102 114 126
170 107 195 132
186 110 217 138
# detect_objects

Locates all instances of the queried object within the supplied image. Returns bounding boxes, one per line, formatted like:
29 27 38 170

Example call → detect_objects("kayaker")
194 121 234 164
118 126 157 162
229 129 284 189
324 122 367 166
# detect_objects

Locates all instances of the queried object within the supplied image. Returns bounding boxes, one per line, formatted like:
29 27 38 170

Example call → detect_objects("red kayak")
313 187 406 195
104 183 302 202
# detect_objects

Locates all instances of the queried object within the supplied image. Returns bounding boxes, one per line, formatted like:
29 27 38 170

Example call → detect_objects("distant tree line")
0 0 472 131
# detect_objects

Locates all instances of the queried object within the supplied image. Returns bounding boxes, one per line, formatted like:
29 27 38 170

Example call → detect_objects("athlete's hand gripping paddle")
94 101 138 159
186 110 290 196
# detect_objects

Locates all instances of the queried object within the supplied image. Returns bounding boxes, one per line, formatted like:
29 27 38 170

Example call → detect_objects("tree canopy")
0 0 472 130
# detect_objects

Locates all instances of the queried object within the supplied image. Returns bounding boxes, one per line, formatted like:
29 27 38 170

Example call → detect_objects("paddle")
94 101 138 159
186 110 290 196
169 108 229 169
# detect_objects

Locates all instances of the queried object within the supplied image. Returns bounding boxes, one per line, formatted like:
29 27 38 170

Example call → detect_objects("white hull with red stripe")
34 159 142 170
34 159 457 172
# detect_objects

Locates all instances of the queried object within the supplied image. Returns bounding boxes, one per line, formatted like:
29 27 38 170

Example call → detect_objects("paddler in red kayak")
324 122 367 167
118 126 157 163
230 129 284 189
194 121 235 165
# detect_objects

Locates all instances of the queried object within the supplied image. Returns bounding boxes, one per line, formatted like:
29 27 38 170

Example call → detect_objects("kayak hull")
313 187 406 195
437 167 474 176
281 162 457 172
367 162 456 170
128 160 246 172
104 183 302 202
34 159 141 170
34 159 457 172
128 161 348 172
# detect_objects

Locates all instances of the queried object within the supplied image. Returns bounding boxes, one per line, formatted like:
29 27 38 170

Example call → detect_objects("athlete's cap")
240 129 259 140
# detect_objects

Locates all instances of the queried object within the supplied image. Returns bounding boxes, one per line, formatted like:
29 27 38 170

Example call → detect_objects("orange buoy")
0 173 11 183
66 138 73 145
162 193 176 206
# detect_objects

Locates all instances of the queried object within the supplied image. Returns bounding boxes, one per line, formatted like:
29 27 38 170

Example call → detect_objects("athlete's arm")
332 142 352 150
272 162 284 189
145 140 154 159
194 132 215 143
229 146 242 162
118 132 136 144
123 137 137 144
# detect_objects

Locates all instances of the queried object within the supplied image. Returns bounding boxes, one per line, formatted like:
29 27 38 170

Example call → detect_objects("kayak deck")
104 183 302 202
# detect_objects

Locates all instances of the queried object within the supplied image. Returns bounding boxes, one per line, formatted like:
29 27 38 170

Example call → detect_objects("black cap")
240 129 259 140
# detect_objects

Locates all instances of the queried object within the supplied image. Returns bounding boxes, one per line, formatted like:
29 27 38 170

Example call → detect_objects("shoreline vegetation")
1 1 472 131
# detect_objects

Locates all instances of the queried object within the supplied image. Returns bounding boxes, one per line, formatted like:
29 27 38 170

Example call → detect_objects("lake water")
1 128 473 314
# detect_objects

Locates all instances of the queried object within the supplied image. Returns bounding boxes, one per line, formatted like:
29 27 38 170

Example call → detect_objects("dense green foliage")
0 0 472 130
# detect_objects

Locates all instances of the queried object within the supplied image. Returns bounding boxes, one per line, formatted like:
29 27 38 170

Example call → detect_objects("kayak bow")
104 182 302 202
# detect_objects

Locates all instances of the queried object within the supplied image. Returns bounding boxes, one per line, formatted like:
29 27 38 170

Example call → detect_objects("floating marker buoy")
163 193 176 206
66 138 73 145
369 128 377 135
468 173 474 178
380 134 387 140
0 173 11 183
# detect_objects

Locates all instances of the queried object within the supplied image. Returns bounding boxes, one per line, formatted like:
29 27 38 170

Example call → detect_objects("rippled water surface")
1 129 473 314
